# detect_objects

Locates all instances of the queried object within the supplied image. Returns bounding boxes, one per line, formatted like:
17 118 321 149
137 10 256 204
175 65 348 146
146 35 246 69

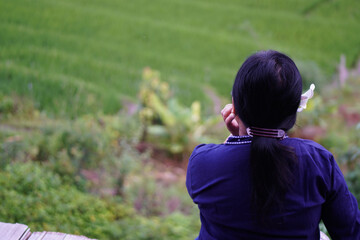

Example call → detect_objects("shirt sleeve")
321 155 360 239
186 144 208 200
186 144 204 200
186 154 193 199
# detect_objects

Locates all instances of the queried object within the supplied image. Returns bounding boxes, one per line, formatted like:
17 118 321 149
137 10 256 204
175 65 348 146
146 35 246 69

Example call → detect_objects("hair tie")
246 127 286 140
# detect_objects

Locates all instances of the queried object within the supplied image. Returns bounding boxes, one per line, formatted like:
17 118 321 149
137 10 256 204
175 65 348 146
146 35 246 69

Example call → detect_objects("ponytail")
250 136 298 220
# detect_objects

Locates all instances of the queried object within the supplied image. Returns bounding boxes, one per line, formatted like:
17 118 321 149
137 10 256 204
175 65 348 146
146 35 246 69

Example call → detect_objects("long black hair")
232 50 302 219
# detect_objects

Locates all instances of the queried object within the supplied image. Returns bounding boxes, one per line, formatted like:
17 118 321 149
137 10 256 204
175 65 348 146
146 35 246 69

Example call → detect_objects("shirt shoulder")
284 137 334 159
285 137 340 192
189 143 223 159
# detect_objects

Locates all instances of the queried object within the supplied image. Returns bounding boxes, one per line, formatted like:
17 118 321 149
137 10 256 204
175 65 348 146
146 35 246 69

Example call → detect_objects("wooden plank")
41 232 67 240
28 232 96 240
0 222 96 240
0 222 30 240
19 227 31 240
28 232 47 240
63 234 96 240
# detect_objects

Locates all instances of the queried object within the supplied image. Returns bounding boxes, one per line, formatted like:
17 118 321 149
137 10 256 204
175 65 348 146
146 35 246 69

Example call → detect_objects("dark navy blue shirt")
186 136 360 240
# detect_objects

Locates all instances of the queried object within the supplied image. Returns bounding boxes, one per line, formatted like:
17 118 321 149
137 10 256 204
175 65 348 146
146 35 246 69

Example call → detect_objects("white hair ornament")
297 84 315 112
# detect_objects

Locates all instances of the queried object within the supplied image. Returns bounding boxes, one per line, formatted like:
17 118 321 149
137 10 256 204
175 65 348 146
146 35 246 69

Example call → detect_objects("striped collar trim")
224 135 253 145
224 135 288 145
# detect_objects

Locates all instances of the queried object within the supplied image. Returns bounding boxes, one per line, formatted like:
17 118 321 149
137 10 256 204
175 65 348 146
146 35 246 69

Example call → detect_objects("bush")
0 162 200 239
0 162 132 238
0 94 38 120
115 212 200 240
295 76 360 159
0 109 143 194
138 67 221 156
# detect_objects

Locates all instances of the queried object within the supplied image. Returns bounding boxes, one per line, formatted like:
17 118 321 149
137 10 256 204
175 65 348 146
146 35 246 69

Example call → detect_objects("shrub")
0 162 200 239
0 106 143 193
0 162 133 238
138 67 220 156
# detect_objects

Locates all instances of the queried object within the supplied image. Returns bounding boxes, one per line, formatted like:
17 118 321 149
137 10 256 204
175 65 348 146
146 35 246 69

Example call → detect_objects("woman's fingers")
221 104 232 113
221 104 233 120
224 112 235 125
221 104 239 136
226 116 239 134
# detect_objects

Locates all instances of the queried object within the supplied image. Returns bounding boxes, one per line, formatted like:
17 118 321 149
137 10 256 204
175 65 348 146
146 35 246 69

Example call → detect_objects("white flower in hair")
297 84 315 112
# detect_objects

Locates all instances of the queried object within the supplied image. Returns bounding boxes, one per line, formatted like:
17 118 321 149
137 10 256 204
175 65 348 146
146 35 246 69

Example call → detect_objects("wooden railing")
0 222 95 240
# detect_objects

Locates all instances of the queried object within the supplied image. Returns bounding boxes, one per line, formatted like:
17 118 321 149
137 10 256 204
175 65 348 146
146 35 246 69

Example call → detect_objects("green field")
1 1 360 238
1 0 359 117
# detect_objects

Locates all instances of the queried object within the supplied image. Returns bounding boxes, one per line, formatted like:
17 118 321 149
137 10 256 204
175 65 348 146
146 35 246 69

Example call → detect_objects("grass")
0 0 359 117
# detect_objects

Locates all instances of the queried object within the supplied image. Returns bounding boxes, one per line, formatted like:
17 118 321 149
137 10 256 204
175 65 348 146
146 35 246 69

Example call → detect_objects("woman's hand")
221 104 240 136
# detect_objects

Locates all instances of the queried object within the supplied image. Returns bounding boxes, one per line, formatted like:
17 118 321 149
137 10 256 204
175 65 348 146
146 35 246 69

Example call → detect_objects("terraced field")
1 0 359 117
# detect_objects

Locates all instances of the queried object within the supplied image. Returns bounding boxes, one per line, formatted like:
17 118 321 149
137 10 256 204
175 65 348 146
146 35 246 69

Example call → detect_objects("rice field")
0 0 359 117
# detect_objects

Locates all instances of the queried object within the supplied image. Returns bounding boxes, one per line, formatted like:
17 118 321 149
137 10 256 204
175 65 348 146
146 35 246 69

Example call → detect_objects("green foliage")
1 0 359 116
0 135 26 168
2 71 360 239
0 162 200 239
0 162 133 238
296 61 327 90
124 161 195 217
115 212 200 240
0 95 140 192
296 76 360 159
138 67 221 155
0 94 38 120
0 94 201 239
0 95 15 115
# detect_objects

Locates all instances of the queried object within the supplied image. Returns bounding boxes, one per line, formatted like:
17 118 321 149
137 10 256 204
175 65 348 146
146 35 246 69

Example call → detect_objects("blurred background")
0 0 359 239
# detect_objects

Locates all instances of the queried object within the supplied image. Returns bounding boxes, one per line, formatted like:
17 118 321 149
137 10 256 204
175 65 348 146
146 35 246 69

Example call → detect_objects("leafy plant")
138 67 220 156
0 162 133 239
0 162 200 239
295 76 360 159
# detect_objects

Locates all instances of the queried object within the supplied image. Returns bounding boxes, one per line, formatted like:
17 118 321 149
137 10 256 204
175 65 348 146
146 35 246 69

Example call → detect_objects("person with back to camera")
186 50 360 240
